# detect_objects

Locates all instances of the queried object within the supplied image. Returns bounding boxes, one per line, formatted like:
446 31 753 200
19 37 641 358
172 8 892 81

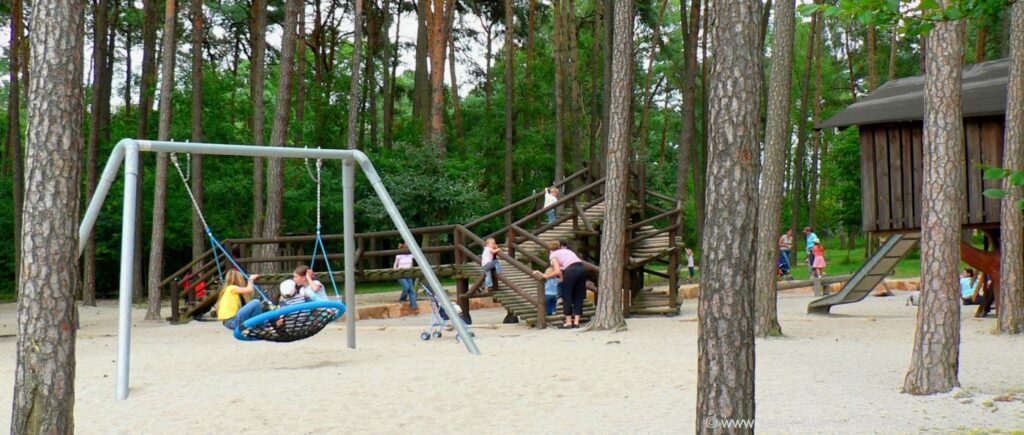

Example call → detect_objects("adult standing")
543 187 560 224
778 229 793 267
394 243 417 310
803 226 819 268
535 240 587 328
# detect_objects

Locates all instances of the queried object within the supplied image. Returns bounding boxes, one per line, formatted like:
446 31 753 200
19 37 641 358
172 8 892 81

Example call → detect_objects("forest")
3 0 1006 300
4 0 1024 431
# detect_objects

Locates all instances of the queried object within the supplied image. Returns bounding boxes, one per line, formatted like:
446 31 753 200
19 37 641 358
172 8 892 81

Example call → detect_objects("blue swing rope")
170 152 273 304
307 156 343 301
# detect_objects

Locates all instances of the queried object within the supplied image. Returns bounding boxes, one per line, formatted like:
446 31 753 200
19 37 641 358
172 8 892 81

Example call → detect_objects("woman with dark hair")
535 240 586 329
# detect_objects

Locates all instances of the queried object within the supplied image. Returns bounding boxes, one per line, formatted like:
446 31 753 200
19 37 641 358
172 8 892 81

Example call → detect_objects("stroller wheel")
432 331 442 338
420 332 431 341
469 331 476 338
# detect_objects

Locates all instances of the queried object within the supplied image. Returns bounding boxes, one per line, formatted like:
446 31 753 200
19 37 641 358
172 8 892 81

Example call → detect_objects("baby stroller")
777 252 792 279
419 283 474 341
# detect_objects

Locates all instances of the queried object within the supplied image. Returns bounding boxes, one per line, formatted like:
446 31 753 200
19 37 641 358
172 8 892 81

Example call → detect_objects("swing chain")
316 157 322 232
170 152 209 230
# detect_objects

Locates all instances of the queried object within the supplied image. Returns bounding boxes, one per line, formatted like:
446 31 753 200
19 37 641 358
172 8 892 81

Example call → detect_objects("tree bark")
84 0 111 306
677 0 700 205
694 0 709 238
414 0 431 133
147 0 178 321
553 0 567 181
867 24 879 91
753 0 795 339
295 5 306 148
974 22 987 64
449 36 464 140
845 24 858 102
598 0 613 179
565 0 583 175
258 0 302 263
251 0 268 237
10 0 84 428
346 0 365 152
788 10 817 263
366 2 381 148
808 12 824 229
9 0 23 285
135 0 160 300
589 0 633 332
635 0 669 163
124 22 132 116
190 0 206 281
526 0 538 126
383 4 399 149
888 29 898 82
588 0 602 179
903 13 964 395
504 0 515 224
697 0 761 430
998 0 1024 335
426 0 455 156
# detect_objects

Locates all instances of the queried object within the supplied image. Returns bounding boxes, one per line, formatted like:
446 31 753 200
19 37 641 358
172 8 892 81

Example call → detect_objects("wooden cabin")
818 59 1010 316
818 59 1010 234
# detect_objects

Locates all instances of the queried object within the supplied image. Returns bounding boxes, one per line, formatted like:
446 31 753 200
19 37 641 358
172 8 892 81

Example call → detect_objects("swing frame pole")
78 139 481 402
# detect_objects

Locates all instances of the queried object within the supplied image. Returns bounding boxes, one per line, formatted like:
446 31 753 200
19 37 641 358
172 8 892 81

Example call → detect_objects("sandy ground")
1 289 1023 434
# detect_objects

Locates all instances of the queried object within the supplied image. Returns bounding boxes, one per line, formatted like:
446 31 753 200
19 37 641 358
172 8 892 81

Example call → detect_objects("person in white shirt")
279 265 325 303
481 238 502 292
543 187 560 224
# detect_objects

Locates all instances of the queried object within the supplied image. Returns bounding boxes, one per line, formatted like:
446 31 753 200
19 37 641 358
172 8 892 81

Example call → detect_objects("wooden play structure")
163 167 685 328
814 58 1010 315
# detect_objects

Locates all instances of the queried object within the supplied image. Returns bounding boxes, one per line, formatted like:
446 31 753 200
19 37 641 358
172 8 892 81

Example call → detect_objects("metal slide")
807 232 920 314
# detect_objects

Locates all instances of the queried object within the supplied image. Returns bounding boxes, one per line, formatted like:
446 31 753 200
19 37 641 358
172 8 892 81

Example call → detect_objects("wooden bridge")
163 168 686 328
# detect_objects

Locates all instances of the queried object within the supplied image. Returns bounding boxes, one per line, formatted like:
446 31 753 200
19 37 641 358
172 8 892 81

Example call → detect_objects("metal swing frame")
78 139 480 401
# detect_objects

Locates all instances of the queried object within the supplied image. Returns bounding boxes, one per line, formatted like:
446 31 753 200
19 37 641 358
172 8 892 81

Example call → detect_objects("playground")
1 287 1022 433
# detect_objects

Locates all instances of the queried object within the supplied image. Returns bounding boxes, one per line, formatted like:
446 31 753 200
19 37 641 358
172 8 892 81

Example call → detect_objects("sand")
1 288 1023 434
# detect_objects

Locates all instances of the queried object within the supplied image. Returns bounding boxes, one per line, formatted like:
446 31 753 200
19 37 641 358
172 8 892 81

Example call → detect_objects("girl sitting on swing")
217 269 269 330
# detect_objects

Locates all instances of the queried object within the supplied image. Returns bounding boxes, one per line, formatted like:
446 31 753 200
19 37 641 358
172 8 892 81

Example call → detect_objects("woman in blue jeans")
216 269 267 330
394 243 418 310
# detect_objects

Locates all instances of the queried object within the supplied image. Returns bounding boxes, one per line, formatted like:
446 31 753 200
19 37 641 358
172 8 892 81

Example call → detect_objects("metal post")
116 143 140 400
354 155 480 355
343 160 357 349
79 141 127 256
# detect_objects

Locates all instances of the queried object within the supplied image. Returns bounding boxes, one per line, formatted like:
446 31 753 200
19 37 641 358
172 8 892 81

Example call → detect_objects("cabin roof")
817 58 1008 129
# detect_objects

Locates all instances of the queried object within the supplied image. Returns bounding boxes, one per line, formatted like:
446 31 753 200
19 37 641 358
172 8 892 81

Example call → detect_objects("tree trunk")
867 24 879 91
295 6 306 148
903 13 964 395
190 0 206 284
589 0 633 332
998 0 1024 335
635 0 668 163
449 36 464 140
483 22 494 112
565 0 583 175
694 0 709 238
8 0 23 287
383 5 399 149
124 23 132 116
251 0 268 237
598 0 613 178
426 0 454 156
414 0 431 132
147 0 178 321
504 0 515 224
844 24 858 102
367 2 380 149
789 10 817 263
888 29 898 82
588 0 602 179
553 0 567 181
697 0 761 430
346 0 365 152
753 0 795 339
84 0 111 306
526 0 537 126
920 35 927 75
135 0 160 300
975 23 987 64
258 0 302 264
10 0 84 428
677 0 700 205
808 12 824 229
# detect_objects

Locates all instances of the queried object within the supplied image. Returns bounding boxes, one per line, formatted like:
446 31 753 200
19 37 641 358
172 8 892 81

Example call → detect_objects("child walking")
811 240 826 278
